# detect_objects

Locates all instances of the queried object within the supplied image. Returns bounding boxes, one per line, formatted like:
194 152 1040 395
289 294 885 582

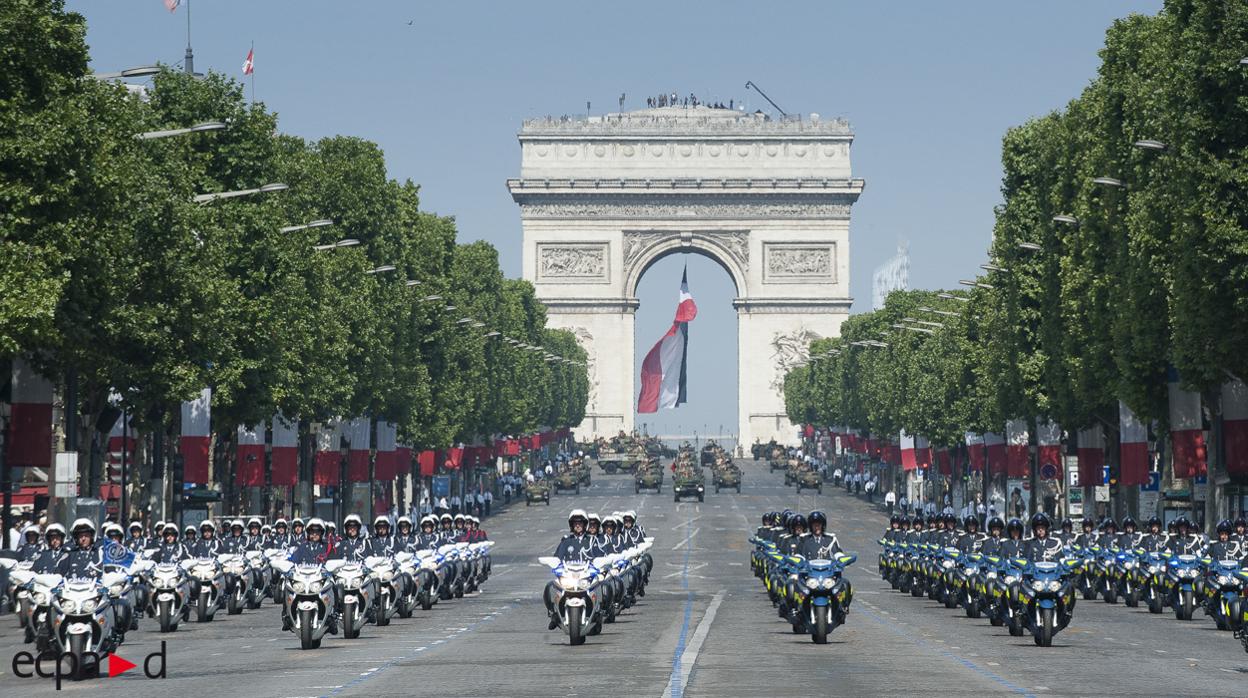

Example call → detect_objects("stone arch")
623 232 748 299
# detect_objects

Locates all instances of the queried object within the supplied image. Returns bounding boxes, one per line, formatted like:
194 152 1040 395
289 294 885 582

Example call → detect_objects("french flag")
984 432 1006 475
1223 380 1248 481
1005 419 1030 478
965 432 985 472
900 430 917 471
236 424 265 487
6 359 53 469
179 388 211 484
314 419 341 486
271 414 298 487
637 268 697 413
1037 420 1062 478
1076 426 1105 486
344 417 371 482
1167 367 1206 479
1118 401 1150 486
375 420 398 481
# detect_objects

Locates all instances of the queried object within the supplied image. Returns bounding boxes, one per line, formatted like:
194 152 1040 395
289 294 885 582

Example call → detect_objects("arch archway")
623 232 748 300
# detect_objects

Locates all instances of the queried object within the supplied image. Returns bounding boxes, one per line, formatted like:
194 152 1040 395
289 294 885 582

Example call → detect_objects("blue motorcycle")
1164 553 1202 621
1203 558 1244 631
796 553 856 644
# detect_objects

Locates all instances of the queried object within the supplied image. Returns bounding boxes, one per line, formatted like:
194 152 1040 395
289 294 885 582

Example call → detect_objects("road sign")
1142 471 1161 492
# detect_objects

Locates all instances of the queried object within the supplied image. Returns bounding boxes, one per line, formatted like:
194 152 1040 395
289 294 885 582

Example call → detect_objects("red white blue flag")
637 268 697 413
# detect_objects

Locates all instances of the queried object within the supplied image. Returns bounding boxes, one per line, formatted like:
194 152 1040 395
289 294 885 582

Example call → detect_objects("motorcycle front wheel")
158 600 175 633
227 587 244 615
298 608 320 650
1175 590 1194 621
344 605 361 639
376 594 390 627
567 606 586 646
1034 607 1055 647
197 592 211 622
812 605 830 644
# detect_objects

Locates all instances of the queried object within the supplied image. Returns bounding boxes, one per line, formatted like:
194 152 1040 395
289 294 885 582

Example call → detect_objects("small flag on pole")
164 0 181 12
242 47 255 75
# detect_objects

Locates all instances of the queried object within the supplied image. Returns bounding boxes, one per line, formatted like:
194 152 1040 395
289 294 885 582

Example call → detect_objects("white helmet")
623 510 637 521
230 519 245 530
274 518 288 528
468 516 479 524
247 517 262 528
305 517 326 533
21 523 41 537
71 518 96 535
397 515 413 527
587 512 601 523
373 515 390 528
199 519 217 532
46 523 67 538
103 522 124 537
420 515 438 527
343 514 363 527
568 509 588 524
129 520 144 532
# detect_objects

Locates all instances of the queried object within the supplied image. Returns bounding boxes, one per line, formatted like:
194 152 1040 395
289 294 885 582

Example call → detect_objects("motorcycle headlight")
32 591 50 605
942 560 955 569
1047 580 1062 592
380 570 395 582
1216 575 1232 586
108 583 125 597
822 578 837 589
1181 569 1199 579
804 577 820 589
80 598 98 614
986 571 998 580
1148 566 1160 574
342 576 361 590
60 599 78 614
1122 561 1134 569
1004 575 1018 584
964 567 978 576
1031 580 1046 591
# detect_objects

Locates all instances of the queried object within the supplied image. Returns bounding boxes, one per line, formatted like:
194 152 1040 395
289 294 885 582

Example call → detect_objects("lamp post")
313 239 358 251
193 182 288 204
281 219 334 234
93 65 162 80
135 121 226 140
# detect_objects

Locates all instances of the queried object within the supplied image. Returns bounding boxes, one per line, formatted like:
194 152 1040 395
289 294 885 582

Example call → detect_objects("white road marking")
662 589 726 698
671 528 700 550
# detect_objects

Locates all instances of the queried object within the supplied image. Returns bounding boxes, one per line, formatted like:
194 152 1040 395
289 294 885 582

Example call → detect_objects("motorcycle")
366 555 400 627
1139 551 1168 614
1165 553 1202 621
539 556 602 645
328 558 376 639
412 549 442 611
937 547 962 609
273 559 337 650
797 553 856 644
956 552 986 618
1203 558 1245 631
1019 559 1077 647
13 568 59 653
182 556 224 622
1070 546 1099 601
219 553 253 615
147 561 189 633
264 548 289 605
1094 547 1119 603
393 551 418 618
1114 550 1140 607
52 572 125 679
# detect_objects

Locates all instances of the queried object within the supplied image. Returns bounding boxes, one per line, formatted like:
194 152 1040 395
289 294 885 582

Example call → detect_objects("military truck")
712 462 741 493
635 463 663 494
525 481 551 506
795 468 823 494
552 469 581 494
673 467 706 502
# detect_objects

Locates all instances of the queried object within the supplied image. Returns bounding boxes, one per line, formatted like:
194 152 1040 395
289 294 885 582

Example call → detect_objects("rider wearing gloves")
800 511 842 559
190 520 224 558
63 519 107 579
282 519 337 634
547 510 593 629
333 515 369 561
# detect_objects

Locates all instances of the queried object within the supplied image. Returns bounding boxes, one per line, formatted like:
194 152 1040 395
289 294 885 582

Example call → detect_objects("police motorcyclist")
244 517 265 551
221 519 250 554
333 514 369 561
1233 516 1247 544
150 524 189 564
800 511 842 559
1167 517 1206 555
182 524 197 545
267 519 292 550
190 520 224 558
1206 520 1245 563
1137 516 1169 553
621 510 646 545
412 516 441 551
63 519 107 579
364 516 394 557
778 514 808 557
282 518 337 634
957 515 988 554
291 518 306 542
1022 513 1064 562
437 514 456 545
601 514 624 553
16 524 43 562
1095 518 1119 550
125 521 148 553
1117 516 1142 551
980 517 1006 557
546 510 592 629
1000 518 1026 559
1056 518 1076 547
1073 518 1097 549
32 523 69 573
394 516 417 551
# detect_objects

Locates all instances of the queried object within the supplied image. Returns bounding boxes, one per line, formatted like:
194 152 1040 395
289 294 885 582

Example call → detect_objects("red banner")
418 450 436 476
396 447 413 478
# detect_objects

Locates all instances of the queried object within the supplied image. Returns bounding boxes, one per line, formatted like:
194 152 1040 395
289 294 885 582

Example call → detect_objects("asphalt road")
2 462 1247 697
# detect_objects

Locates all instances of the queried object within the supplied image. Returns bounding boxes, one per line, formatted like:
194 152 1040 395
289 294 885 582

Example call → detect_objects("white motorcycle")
219 553 253 615
328 559 375 639
539 556 603 646
148 561 190 633
366 555 401 627
413 549 443 610
273 559 337 650
182 556 224 622
53 572 125 679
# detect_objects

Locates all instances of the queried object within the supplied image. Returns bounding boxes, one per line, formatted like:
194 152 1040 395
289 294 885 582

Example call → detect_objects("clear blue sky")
72 0 1163 438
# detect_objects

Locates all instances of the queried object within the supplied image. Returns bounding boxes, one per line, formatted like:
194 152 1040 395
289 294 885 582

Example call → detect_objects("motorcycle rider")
546 510 593 629
1096 518 1119 550
981 517 1007 557
222 519 250 554
125 522 147 553
16 524 43 561
63 519 107 579
621 510 646 546
601 515 623 553
1168 517 1206 555
1206 520 1245 562
413 516 441 551
268 519 292 550
245 518 265 551
190 520 224 558
364 516 394 557
1023 513 1064 562
1000 519 1027 558
957 515 988 554
1073 518 1097 549
291 518 306 542
334 515 369 561
150 524 189 564
394 516 417 551
1117 517 1143 551
779 514 808 556
32 524 69 573
1056 518 1076 546
800 511 842 559
468 516 488 542
1138 516 1169 553
438 514 456 545
182 524 197 545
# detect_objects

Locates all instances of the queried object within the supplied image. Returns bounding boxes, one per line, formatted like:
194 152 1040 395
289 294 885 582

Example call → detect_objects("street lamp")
1052 215 1079 226
959 279 994 290
136 121 226 140
937 292 971 303
420 295 442 302
1017 241 1043 251
404 280 421 287
892 323 936 335
281 219 334 234
1092 176 1125 188
1133 139 1167 152
917 306 960 318
364 264 396 275
313 238 359 251
979 263 1009 273
485 331 501 337
94 65 162 80
193 182 288 204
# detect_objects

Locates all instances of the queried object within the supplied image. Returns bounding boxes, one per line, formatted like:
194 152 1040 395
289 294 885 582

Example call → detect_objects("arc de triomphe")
508 105 864 445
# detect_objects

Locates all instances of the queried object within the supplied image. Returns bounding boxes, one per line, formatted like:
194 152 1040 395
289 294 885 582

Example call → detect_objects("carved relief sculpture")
770 327 822 397
571 327 598 410
765 245 834 280
538 244 607 279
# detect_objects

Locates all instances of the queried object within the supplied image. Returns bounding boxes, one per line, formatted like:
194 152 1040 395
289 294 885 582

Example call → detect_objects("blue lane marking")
320 604 511 698
857 605 1036 698
667 509 696 698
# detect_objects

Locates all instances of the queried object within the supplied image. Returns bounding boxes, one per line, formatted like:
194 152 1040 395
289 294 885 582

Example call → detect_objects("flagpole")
250 41 255 105
183 0 194 75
